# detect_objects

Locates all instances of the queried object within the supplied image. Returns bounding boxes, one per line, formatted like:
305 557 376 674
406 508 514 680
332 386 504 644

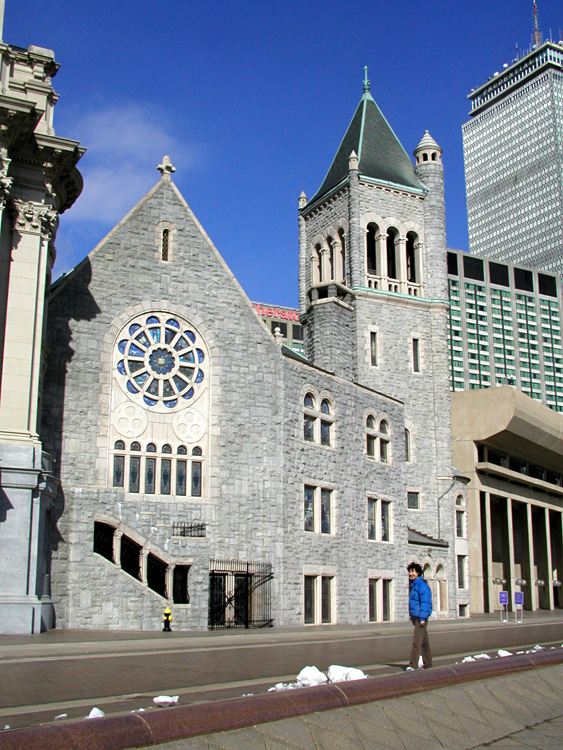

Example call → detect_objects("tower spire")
363 66 370 94
533 2 542 48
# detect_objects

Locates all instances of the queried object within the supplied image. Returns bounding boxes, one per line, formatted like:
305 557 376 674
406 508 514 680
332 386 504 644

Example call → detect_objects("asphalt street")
0 612 562 730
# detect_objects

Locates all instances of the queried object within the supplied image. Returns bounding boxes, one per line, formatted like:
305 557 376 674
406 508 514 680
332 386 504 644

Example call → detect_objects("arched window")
436 564 448 613
320 399 332 446
338 228 346 281
366 224 377 274
379 420 389 462
304 393 334 446
406 232 417 283
162 228 170 261
304 393 316 442
111 441 205 498
387 228 398 280
366 416 391 462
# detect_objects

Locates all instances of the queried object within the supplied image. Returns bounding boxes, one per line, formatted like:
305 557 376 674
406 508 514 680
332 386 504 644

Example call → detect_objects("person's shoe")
406 666 415 671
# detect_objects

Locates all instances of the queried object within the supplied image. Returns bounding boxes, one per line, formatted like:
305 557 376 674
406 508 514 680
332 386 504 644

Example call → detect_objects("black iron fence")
208 559 273 629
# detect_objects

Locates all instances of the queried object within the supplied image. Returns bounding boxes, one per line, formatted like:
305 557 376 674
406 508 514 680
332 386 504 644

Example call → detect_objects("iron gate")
208 559 273 629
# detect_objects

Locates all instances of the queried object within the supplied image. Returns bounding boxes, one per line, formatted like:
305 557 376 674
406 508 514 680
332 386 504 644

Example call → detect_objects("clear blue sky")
7 1 562 307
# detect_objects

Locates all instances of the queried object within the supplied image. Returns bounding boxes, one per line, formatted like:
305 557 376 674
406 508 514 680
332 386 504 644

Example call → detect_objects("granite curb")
1 650 561 750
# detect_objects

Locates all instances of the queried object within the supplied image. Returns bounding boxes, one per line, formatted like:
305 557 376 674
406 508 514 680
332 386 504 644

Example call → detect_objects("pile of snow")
268 664 367 692
461 656 475 663
497 649 513 657
473 653 491 660
86 707 105 719
54 714 68 721
153 695 179 707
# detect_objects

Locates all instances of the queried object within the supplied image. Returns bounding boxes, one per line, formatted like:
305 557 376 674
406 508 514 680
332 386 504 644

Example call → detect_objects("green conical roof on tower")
309 68 423 204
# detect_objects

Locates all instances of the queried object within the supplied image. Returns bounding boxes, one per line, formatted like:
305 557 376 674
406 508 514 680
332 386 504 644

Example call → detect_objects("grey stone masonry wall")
43 177 288 629
280 354 410 624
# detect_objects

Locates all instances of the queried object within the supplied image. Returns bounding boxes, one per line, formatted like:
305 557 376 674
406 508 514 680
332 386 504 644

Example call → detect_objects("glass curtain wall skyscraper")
463 39 563 273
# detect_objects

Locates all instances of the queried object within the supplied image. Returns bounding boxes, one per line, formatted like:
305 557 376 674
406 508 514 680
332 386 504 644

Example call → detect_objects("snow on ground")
268 664 367 692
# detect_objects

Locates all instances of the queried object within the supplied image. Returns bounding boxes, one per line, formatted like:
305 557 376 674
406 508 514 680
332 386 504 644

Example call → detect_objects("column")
484 492 495 613
140 549 149 585
414 240 424 290
506 497 515 611
113 530 123 567
376 232 387 282
395 238 407 292
0 199 57 438
526 504 537 610
166 565 174 601
545 508 554 610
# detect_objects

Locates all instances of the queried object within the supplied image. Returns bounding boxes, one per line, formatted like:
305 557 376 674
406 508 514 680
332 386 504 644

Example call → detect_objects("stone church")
0 34 466 633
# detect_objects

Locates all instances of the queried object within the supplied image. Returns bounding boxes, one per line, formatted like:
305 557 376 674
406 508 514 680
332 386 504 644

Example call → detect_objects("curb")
1 650 561 749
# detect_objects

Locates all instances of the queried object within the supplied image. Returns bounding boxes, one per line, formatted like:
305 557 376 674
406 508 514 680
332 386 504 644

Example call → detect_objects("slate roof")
309 91 423 205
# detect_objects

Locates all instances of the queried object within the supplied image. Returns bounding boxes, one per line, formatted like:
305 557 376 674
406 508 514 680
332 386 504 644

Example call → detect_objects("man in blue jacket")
407 562 433 670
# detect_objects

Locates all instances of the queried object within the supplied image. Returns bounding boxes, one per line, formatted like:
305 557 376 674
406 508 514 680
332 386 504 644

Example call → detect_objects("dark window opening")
489 261 509 287
93 522 115 562
162 228 169 261
406 233 416 282
120 536 142 580
292 324 303 341
447 252 458 276
463 255 484 281
113 455 124 487
173 565 190 604
514 267 534 292
366 224 377 273
538 273 557 297
147 553 167 597
271 321 287 336
387 229 398 279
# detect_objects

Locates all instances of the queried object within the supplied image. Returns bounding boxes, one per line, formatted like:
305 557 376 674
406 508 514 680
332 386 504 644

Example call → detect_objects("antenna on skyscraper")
533 2 542 48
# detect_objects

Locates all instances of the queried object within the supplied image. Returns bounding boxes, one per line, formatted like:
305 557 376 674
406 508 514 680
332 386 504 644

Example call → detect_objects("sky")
6 1 563 308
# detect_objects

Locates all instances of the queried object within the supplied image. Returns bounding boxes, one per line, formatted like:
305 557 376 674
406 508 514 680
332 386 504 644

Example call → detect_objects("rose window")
116 315 206 409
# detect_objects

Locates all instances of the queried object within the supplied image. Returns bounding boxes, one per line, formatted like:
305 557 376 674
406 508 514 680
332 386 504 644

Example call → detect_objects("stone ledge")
0 650 561 750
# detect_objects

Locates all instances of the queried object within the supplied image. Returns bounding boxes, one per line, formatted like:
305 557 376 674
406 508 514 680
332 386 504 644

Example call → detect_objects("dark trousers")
409 618 432 668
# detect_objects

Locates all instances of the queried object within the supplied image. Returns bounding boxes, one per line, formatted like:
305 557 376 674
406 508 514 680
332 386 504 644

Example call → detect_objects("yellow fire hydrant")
163 606 172 632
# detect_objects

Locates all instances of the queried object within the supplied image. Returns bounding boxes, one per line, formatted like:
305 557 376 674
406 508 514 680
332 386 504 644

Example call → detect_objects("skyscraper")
463 11 563 273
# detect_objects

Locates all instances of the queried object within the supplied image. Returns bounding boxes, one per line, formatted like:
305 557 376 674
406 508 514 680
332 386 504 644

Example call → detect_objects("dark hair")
407 562 423 576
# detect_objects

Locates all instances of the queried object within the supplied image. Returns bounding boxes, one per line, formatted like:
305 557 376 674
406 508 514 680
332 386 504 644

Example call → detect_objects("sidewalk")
0 649 561 749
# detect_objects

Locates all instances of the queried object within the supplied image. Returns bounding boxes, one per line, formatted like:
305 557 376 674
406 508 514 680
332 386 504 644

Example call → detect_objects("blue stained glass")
185 331 196 343
118 340 128 354
127 381 139 393
195 370 204 383
173 375 187 391
129 360 144 373
163 380 174 397
165 328 175 344
147 379 159 396
117 360 126 375
174 336 188 351
179 366 194 379
164 399 177 408
143 395 157 406
149 327 161 343
197 349 205 363
129 324 141 335
179 351 195 363
129 343 145 357
135 332 150 348
166 319 180 328
182 388 194 400
134 372 150 386
147 316 160 325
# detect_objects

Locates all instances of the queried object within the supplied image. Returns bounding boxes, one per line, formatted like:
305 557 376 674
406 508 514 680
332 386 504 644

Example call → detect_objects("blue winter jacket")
408 576 433 620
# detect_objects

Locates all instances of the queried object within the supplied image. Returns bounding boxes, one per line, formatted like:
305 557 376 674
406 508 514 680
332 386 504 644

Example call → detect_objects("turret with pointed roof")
308 70 423 207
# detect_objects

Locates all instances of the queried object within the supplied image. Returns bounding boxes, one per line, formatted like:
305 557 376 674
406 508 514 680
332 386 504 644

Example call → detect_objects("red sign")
253 303 300 323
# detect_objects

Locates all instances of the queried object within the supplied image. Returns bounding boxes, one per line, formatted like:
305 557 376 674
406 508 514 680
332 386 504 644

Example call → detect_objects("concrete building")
447 249 563 412
0 23 84 633
452 387 563 614
463 37 563 274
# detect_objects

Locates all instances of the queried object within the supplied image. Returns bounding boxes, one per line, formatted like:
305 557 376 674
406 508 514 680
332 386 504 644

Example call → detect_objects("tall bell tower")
299 71 462 613
0 4 84 633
